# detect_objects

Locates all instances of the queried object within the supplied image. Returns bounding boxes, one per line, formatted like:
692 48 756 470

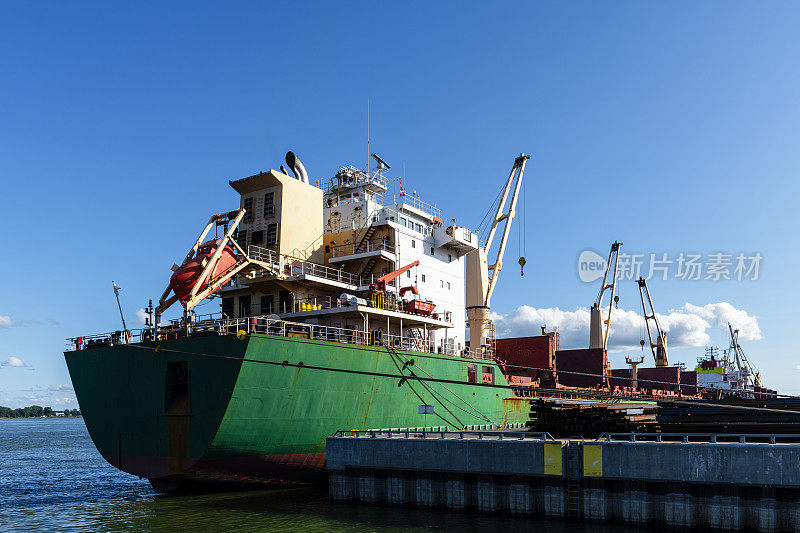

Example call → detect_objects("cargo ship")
66 152 535 490
694 324 776 399
65 149 774 491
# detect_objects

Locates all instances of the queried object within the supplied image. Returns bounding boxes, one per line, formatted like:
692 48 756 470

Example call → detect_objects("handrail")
288 258 364 286
247 245 372 287
66 314 488 360
384 194 442 219
595 432 800 444
331 429 555 440
330 240 393 258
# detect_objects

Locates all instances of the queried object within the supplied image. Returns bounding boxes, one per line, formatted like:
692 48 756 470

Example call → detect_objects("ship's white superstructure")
216 154 479 355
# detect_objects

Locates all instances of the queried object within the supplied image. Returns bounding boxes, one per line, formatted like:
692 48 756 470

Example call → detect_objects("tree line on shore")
0 405 81 418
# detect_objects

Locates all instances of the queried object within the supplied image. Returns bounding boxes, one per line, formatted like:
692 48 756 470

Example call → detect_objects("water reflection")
1 419 642 533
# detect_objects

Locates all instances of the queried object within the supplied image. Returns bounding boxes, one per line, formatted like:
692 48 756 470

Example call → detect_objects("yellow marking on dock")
583 444 603 477
543 443 563 475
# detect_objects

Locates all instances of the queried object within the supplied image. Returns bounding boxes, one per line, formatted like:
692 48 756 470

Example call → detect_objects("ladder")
407 328 426 352
360 256 378 277
355 225 379 276
565 442 583 520
355 226 376 253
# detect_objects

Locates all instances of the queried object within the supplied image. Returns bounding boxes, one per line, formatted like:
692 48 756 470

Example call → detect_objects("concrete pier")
327 431 800 531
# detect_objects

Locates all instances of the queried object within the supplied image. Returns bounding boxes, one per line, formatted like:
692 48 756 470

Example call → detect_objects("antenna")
371 153 391 170
367 100 370 174
112 281 127 331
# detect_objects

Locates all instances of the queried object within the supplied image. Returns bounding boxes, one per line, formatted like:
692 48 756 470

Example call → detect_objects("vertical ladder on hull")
565 442 583 520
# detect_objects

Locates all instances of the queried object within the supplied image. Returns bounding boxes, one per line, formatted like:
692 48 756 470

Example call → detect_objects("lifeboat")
404 298 436 316
169 239 239 302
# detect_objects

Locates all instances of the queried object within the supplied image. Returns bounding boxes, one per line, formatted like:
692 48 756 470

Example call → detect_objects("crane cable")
387 343 498 426
381 341 464 428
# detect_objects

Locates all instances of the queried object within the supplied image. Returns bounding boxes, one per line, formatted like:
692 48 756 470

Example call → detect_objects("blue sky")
1 2 799 408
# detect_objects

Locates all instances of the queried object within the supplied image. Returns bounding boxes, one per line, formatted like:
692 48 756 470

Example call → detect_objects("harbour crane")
589 241 622 350
466 153 530 354
637 277 669 367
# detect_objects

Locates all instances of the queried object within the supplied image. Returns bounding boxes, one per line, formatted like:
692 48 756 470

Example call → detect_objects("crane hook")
518 256 526 276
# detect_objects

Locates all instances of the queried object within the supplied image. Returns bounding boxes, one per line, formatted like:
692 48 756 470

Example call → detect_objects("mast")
112 281 127 332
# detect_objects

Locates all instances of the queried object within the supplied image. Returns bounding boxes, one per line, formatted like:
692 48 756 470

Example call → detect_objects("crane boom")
374 260 420 292
637 277 668 367
589 241 622 349
466 153 530 354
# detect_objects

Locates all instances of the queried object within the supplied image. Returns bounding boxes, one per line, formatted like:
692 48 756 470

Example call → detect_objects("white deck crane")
466 153 530 354
589 241 622 349
637 277 669 367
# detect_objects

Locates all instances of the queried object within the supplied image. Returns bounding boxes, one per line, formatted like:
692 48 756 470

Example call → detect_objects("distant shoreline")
0 416 83 419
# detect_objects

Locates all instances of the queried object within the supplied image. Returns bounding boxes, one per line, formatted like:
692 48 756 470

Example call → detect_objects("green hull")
65 333 528 488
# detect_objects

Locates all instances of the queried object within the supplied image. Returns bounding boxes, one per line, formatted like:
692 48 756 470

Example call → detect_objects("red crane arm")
375 260 420 292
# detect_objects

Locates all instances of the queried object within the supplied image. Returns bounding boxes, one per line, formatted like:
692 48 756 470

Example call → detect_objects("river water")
0 418 643 532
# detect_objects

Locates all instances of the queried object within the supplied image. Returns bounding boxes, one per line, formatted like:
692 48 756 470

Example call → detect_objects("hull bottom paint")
66 333 527 490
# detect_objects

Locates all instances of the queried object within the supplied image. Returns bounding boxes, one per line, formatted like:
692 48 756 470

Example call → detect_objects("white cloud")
0 315 18 329
684 302 762 341
48 384 73 391
135 308 148 325
492 302 760 352
2 356 26 368
0 315 60 328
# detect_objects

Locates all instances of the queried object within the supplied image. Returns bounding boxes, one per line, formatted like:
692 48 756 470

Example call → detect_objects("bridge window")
243 197 254 223
251 230 264 245
266 223 278 248
263 192 274 218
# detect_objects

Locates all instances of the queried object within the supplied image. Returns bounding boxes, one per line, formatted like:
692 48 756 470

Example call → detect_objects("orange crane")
372 260 420 293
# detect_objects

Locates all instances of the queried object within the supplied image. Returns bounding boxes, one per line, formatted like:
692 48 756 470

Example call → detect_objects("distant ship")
694 324 775 398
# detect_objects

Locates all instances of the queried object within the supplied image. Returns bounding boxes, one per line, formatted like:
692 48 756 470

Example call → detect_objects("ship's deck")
65 314 491 360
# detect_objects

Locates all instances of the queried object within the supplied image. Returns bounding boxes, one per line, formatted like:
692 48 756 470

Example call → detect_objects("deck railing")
331 429 554 440
247 245 372 287
330 240 393 258
383 194 443 220
287 258 365 286
66 315 493 361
